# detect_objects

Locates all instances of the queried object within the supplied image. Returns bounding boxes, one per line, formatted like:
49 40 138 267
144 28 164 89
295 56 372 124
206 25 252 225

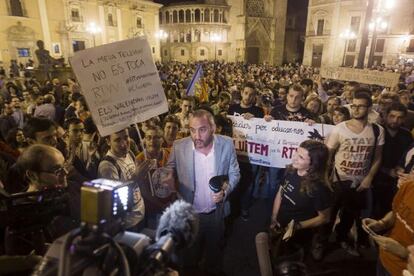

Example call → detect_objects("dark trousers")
239 162 260 212
372 174 398 219
320 181 368 244
179 209 224 275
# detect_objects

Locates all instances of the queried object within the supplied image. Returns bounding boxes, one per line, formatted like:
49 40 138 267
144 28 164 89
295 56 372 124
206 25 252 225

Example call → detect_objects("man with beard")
372 102 412 219
167 109 240 275
324 89 384 256
10 97 25 128
228 82 264 220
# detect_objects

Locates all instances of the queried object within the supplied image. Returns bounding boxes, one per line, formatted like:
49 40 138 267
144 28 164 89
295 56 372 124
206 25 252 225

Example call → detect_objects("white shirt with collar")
193 139 216 214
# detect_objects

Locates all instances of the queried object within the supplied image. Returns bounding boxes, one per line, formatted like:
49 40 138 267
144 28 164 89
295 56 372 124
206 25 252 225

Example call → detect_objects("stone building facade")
0 0 162 71
303 0 414 68
158 0 288 65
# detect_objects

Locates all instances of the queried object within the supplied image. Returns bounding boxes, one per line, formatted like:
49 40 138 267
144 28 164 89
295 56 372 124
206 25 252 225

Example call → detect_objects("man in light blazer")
166 109 240 275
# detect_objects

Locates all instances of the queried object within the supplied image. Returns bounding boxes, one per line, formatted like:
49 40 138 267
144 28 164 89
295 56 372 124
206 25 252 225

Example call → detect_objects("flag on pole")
196 78 209 103
186 64 203 96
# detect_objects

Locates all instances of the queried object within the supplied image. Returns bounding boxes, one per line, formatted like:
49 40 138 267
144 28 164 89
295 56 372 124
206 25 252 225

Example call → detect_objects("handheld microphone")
209 175 228 193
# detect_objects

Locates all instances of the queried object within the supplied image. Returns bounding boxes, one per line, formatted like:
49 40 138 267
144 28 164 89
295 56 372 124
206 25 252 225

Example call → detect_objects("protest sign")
229 116 334 168
320 67 399 87
70 37 168 136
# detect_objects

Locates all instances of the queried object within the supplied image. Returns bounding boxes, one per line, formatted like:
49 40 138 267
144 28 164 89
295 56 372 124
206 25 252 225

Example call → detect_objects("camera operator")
4 144 75 255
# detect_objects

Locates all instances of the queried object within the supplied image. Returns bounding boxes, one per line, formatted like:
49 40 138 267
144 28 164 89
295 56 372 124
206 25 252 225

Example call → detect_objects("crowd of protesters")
1 60 414 275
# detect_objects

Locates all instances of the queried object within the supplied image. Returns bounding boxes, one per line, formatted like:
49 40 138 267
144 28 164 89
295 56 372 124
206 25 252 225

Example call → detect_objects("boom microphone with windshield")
137 200 199 276
33 197 199 276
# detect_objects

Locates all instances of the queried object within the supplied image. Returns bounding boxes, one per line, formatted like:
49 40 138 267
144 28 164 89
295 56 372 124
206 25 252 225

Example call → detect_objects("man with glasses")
4 144 73 255
162 114 181 148
324 89 385 256
167 109 240 275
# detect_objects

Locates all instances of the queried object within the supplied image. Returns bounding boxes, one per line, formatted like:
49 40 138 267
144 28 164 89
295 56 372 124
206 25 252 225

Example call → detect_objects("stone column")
330 2 342 66
37 0 51 50
98 5 107 44
272 0 287 65
117 8 123 40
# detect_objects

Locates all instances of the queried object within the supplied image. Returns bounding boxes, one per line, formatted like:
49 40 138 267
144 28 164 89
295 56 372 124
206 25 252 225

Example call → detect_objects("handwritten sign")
229 116 334 168
320 67 400 87
70 37 168 136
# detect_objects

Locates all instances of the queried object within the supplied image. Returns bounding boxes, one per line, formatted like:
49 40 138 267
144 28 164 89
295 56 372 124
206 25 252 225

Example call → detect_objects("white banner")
70 37 168 136
229 116 334 168
320 67 400 87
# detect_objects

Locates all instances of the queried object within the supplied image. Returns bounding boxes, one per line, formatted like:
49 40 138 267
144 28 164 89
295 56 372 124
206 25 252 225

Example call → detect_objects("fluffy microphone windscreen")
156 200 199 248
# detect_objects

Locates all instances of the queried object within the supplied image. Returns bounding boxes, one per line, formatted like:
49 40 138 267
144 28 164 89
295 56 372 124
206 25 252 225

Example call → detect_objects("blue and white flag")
186 64 203 96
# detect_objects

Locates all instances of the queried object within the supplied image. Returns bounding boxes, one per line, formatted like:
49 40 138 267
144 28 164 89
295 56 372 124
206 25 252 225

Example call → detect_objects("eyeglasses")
350 104 368 110
70 128 85 133
38 165 69 177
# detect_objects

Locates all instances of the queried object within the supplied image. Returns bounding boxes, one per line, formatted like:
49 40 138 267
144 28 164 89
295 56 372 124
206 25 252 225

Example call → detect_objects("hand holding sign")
70 37 168 137
151 167 175 198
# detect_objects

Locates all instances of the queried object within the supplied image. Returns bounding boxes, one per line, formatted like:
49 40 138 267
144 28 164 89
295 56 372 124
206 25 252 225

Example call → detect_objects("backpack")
101 151 135 179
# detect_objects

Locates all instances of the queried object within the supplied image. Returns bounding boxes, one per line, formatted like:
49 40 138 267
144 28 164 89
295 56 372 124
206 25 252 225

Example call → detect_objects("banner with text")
320 67 400 87
70 37 168 136
229 116 334 168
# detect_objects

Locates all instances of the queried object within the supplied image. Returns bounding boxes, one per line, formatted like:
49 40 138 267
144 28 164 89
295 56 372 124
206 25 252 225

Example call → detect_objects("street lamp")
367 17 389 68
340 29 357 66
210 32 222 60
366 0 394 68
155 29 168 40
357 0 395 68
156 30 169 61
86 22 102 47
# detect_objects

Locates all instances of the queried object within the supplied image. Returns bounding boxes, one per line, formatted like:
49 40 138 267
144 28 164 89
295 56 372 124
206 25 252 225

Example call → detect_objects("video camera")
32 179 198 276
0 187 69 231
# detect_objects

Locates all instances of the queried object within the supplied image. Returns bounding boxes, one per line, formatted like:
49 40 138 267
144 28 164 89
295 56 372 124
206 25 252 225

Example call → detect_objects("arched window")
180 32 185 42
173 10 178 23
71 8 81 22
159 12 163 24
136 17 142 28
195 9 200 22
10 0 24 16
185 9 191 22
213 9 219 22
179 10 184 23
107 13 114 26
194 29 201 42
204 9 210 22
165 11 170 24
